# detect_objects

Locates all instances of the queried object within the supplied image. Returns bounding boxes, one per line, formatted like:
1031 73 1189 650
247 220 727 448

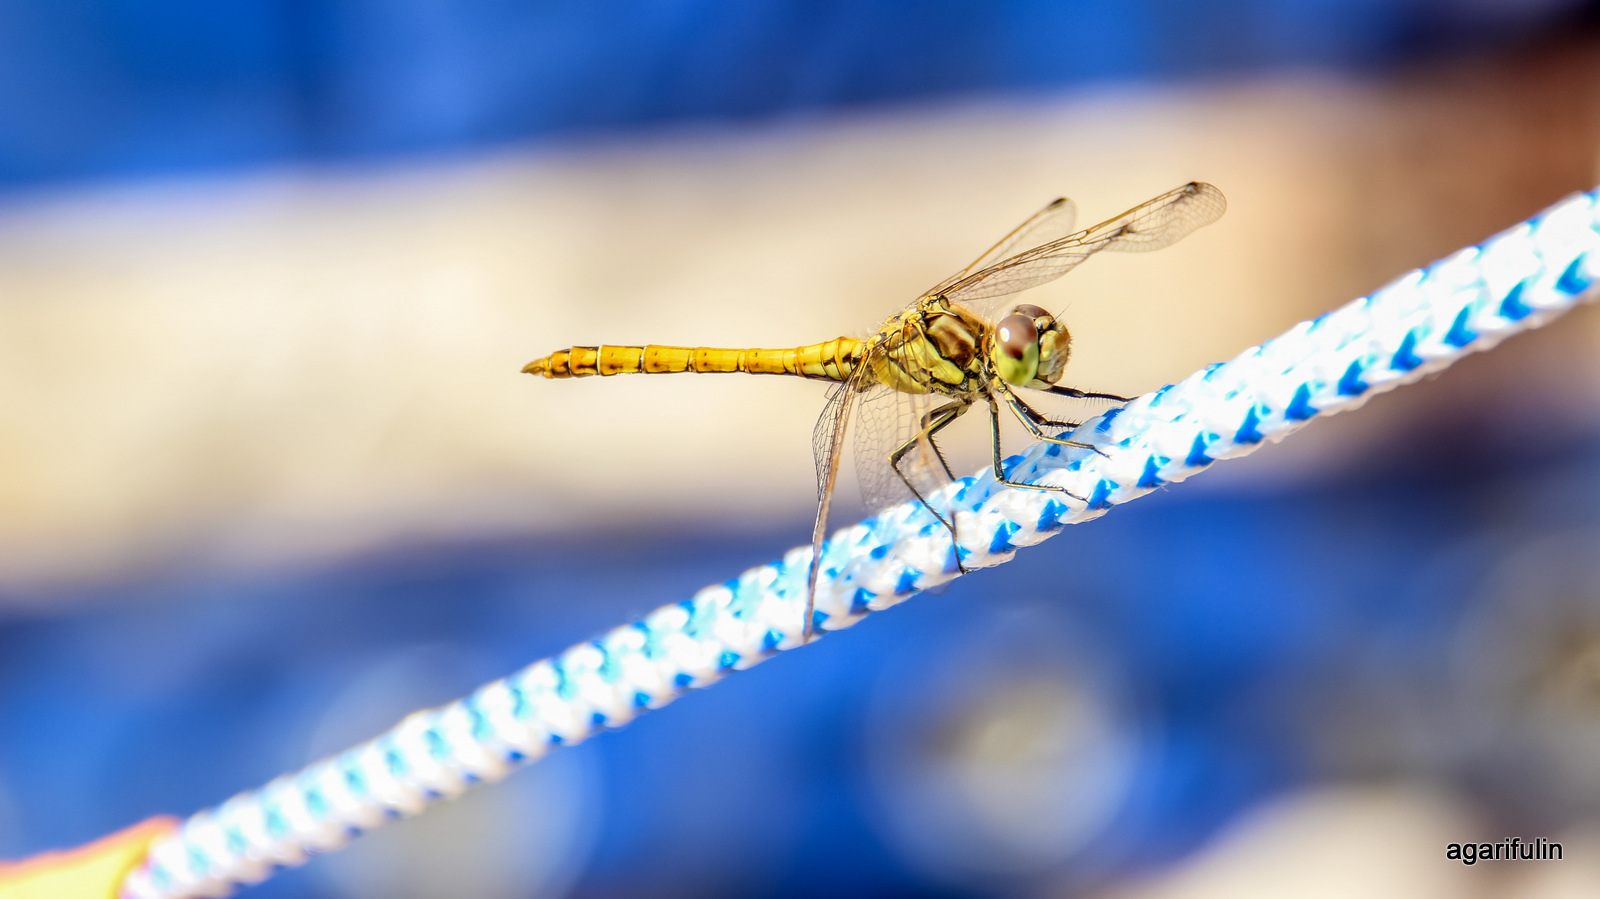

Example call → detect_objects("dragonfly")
525 181 1226 642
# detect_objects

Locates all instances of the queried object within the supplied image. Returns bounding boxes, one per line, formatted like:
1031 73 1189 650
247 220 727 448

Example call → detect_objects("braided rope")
122 187 1600 899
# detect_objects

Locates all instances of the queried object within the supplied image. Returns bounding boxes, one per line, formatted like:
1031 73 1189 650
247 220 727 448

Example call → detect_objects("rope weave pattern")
122 188 1600 899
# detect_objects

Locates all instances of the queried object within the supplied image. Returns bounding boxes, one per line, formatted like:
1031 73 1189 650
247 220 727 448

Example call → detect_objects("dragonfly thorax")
866 296 988 397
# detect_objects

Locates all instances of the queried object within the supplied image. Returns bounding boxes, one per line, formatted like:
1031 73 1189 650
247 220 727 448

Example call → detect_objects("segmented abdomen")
524 338 862 382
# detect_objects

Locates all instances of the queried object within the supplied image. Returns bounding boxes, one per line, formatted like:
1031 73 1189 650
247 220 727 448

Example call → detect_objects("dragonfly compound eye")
1035 323 1071 384
994 313 1041 386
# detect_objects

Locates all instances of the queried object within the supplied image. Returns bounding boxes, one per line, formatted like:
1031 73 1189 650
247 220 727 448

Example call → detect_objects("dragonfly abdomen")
524 338 862 382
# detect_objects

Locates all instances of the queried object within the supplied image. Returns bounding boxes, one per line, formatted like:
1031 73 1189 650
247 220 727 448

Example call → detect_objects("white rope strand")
121 187 1600 899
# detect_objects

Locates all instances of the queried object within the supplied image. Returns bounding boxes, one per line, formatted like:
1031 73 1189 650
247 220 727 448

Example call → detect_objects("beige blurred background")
3 42 1600 601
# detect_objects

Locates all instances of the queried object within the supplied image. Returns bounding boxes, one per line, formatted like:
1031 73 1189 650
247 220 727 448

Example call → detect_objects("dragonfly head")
992 303 1071 387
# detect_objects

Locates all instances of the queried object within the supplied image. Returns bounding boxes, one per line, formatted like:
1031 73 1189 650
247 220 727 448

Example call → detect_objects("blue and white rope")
122 187 1600 899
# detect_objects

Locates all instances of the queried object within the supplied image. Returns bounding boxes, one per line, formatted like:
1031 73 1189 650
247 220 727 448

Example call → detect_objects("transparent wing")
943 181 1226 310
812 365 866 520
925 196 1079 297
807 343 963 638
807 363 870 639
852 378 949 518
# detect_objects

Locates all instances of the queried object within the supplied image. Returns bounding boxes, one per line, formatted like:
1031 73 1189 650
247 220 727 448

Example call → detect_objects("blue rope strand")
123 187 1600 899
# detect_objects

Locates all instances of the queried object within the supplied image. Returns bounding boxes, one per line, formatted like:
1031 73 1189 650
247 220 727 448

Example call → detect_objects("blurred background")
6 1 1600 897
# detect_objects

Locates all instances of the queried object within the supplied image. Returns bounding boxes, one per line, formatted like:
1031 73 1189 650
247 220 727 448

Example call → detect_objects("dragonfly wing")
812 371 858 505
925 196 1079 297
943 181 1226 307
807 363 871 640
852 380 950 518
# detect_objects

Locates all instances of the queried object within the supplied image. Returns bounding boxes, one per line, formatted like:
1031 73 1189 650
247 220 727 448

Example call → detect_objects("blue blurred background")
6 1 1600 897
0 0 1593 191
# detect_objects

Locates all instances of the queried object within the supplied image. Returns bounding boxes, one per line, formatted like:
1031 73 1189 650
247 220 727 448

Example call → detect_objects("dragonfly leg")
988 396 1087 501
918 406 961 482
1043 384 1131 402
1009 392 1084 431
1000 388 1106 456
889 401 970 573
